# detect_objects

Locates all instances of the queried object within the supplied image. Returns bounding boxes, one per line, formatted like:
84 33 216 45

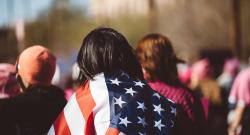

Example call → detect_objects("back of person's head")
191 59 213 81
17 45 56 87
77 27 143 82
223 58 239 75
136 33 181 84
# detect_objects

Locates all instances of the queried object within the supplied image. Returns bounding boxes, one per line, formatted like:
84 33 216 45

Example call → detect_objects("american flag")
48 71 176 135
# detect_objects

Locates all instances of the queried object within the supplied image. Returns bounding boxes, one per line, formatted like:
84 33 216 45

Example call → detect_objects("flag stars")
153 104 164 115
134 81 145 88
110 78 121 86
125 87 137 96
119 117 131 127
114 96 126 108
121 72 129 78
137 101 147 112
139 132 145 135
171 106 176 115
137 116 147 127
171 120 174 127
153 93 161 99
154 120 165 131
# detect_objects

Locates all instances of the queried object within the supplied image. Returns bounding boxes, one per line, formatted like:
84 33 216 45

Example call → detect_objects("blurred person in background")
0 63 20 98
177 63 192 86
0 45 67 135
63 75 75 100
135 33 206 135
191 58 228 135
228 63 250 135
217 58 240 98
63 63 80 100
48 27 176 135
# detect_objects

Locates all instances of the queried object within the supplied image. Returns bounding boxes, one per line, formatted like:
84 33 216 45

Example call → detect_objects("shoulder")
48 85 65 95
236 68 250 80
150 81 195 104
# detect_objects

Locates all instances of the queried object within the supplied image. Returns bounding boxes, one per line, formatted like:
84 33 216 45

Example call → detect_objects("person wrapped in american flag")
48 27 176 135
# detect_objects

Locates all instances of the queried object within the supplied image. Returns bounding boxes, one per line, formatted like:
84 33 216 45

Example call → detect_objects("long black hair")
77 27 143 83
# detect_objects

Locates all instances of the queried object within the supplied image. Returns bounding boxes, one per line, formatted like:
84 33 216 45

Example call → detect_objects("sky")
0 0 89 79
0 0 88 27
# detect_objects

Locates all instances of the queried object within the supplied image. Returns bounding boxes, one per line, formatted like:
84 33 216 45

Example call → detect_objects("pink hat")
223 58 239 75
17 45 56 86
191 59 212 80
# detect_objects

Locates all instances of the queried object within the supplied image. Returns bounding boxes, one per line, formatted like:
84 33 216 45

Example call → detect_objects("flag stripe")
84 112 96 135
53 112 71 135
105 127 120 135
49 71 176 135
47 125 55 135
64 93 86 135
76 82 96 120
75 82 96 134
90 73 111 135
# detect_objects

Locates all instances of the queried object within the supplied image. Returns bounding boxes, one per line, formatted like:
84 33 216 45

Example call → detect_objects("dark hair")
77 27 143 83
136 33 181 85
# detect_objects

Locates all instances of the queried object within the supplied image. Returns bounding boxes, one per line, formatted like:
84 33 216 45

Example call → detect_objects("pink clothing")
229 67 250 106
0 63 19 98
178 65 192 85
64 88 74 100
0 63 16 89
148 81 196 121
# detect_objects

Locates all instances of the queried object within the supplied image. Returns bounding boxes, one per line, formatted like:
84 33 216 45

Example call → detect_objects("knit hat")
17 45 56 86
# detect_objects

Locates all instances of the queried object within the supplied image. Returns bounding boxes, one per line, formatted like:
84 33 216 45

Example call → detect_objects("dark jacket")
0 85 67 135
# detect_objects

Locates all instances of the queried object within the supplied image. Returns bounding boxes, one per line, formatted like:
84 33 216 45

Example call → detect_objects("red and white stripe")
48 73 121 135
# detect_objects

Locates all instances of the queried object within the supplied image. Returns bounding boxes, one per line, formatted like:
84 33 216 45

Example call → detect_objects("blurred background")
0 0 249 87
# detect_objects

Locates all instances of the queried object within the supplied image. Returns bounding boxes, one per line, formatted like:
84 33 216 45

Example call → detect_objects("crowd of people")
0 27 249 135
